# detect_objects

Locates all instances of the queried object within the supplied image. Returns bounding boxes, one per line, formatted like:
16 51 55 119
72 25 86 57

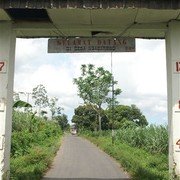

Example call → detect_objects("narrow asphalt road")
43 135 130 180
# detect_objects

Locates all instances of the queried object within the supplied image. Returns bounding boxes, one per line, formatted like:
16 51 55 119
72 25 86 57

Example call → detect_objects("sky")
14 38 167 125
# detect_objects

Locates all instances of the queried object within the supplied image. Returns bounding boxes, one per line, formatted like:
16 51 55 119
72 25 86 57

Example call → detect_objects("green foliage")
13 100 32 108
81 126 168 178
72 104 98 131
74 64 121 108
11 136 61 180
72 104 109 131
116 125 168 154
82 129 111 137
12 111 38 132
32 84 49 110
82 125 168 155
72 103 148 131
11 111 62 179
82 131 168 179
55 114 69 131
106 104 148 128
74 64 121 130
49 97 60 118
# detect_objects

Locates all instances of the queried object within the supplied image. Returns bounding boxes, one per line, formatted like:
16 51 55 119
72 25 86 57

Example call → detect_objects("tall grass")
82 125 168 155
10 111 63 179
115 125 168 155
85 136 168 179
81 125 169 179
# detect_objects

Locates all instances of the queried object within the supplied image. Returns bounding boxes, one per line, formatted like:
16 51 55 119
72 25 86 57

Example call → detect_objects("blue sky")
14 38 167 125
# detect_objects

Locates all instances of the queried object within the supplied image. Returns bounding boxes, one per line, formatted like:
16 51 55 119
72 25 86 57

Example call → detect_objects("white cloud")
14 38 167 124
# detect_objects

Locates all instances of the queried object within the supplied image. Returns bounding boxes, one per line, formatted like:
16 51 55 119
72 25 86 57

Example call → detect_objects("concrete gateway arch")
0 0 180 179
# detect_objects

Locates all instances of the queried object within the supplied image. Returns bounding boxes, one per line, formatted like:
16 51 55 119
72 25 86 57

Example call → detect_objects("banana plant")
13 100 32 108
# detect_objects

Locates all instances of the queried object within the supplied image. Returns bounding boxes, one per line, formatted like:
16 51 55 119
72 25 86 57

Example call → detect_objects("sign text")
48 38 135 53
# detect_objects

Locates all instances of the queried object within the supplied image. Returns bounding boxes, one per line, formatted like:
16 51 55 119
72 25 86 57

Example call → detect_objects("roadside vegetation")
11 111 62 180
82 129 168 180
73 64 148 131
73 64 169 179
11 85 69 179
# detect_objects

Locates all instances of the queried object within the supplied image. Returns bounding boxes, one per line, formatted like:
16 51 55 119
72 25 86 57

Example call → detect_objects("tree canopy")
106 104 148 129
72 104 109 131
32 84 49 110
74 64 121 108
74 64 121 130
72 104 148 131
55 114 69 130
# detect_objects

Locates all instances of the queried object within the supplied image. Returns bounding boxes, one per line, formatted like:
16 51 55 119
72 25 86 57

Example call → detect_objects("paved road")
43 135 130 179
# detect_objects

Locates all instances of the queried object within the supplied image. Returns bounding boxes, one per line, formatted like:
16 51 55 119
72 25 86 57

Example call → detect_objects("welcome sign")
48 38 135 53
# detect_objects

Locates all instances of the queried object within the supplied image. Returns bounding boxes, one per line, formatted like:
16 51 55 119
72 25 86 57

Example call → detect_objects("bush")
10 111 63 179
81 125 168 155
84 136 168 179
81 125 169 179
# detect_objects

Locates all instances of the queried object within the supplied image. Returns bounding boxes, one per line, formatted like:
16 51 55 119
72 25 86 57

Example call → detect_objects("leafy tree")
72 105 98 131
57 107 63 115
106 104 148 129
72 104 109 131
130 104 148 126
55 114 69 130
48 97 64 119
74 64 121 131
49 97 58 118
32 84 49 115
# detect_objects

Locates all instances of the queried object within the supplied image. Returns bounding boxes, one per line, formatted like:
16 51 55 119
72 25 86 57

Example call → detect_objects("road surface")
43 135 130 179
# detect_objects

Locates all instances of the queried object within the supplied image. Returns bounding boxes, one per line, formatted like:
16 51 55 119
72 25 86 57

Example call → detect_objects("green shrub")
81 125 169 179
85 136 168 180
82 125 168 155
10 111 63 179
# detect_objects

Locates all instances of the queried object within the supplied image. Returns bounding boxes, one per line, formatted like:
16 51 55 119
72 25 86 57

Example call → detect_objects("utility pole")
111 52 115 144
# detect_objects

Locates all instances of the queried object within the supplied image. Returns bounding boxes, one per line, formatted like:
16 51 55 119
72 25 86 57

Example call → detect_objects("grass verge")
84 135 168 180
10 134 62 180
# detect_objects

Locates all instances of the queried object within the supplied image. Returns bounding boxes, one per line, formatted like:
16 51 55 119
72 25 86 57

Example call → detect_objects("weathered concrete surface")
43 135 130 179
1 0 180 9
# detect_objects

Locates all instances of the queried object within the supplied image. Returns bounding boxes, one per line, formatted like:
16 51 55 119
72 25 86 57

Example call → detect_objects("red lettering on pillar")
0 62 5 71
176 139 180 149
179 100 180 109
176 62 180 72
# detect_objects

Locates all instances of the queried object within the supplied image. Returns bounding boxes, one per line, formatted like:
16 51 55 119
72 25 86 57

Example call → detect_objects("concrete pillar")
0 22 16 180
166 20 180 178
